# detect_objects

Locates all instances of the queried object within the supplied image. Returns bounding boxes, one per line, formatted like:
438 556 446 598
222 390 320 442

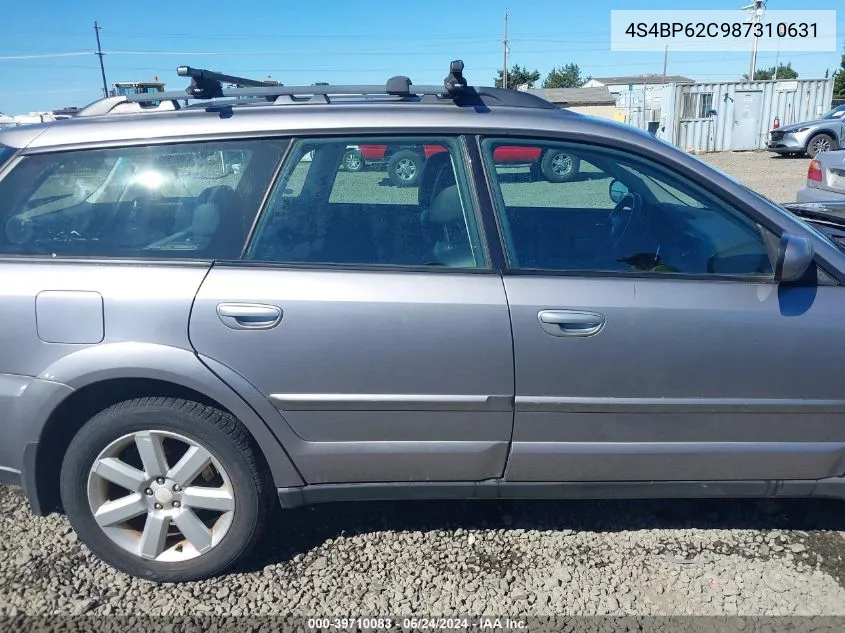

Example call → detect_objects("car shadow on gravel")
234 497 845 583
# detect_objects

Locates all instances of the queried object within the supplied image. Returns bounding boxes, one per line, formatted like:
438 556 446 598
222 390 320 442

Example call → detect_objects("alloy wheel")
394 158 417 181
812 137 832 155
344 152 362 171
86 430 235 562
551 152 573 176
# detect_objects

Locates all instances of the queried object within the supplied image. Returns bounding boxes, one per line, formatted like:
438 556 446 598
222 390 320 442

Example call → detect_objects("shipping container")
656 79 834 152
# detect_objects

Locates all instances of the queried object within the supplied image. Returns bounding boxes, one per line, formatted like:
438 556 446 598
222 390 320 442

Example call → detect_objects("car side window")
0 140 285 259
481 138 773 277
246 137 486 268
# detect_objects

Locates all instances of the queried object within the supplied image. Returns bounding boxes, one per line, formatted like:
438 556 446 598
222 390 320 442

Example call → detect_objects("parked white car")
797 150 845 202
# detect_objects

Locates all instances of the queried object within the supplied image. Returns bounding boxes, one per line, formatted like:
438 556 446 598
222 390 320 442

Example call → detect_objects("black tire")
387 149 424 187
341 149 364 172
806 133 838 158
540 149 580 183
59 397 273 583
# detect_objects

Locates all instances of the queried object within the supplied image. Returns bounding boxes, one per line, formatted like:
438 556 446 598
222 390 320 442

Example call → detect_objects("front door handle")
538 310 605 337
217 303 283 330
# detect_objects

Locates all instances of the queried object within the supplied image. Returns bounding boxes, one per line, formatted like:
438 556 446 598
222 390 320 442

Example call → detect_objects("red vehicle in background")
344 142 580 187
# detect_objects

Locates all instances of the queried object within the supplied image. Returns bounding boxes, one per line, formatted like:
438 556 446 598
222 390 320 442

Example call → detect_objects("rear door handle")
538 310 605 337
217 303 283 330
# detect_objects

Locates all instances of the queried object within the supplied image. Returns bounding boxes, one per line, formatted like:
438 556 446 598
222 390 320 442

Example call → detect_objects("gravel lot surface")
0 149 841 620
2 483 845 617
698 151 810 204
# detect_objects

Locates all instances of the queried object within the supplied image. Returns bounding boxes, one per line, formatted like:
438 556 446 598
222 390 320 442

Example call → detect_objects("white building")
584 75 695 130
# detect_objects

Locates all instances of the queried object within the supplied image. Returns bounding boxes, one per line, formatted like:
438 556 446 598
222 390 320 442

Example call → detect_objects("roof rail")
76 60 559 117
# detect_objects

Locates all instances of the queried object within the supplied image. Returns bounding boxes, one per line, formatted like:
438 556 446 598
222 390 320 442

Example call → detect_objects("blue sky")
1 0 843 114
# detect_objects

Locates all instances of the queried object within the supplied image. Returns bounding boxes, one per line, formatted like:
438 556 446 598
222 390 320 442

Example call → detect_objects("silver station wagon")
2 63 845 583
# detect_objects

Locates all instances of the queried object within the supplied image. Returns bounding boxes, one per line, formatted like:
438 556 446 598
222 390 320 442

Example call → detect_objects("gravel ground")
698 150 810 204
2 483 845 617
0 149 840 620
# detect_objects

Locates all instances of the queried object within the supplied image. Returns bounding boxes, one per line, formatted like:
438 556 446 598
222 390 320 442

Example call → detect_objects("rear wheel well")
32 378 236 515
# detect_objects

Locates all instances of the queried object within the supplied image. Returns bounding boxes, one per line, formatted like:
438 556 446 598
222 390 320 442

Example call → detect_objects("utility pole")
773 46 780 80
94 21 108 98
743 1 766 81
661 44 669 86
502 9 509 89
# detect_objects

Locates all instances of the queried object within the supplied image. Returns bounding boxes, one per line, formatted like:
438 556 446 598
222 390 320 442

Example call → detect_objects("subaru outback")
2 62 845 583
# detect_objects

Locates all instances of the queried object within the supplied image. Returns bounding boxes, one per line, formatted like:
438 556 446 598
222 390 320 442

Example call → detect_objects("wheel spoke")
139 512 170 559
166 445 211 486
135 431 170 479
174 509 213 553
94 493 147 527
181 486 234 512
92 457 147 492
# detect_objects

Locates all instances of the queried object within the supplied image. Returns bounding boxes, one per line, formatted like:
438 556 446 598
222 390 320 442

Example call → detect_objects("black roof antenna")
444 60 467 95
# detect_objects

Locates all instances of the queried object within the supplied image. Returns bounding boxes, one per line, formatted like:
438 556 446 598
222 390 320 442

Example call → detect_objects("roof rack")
76 60 558 117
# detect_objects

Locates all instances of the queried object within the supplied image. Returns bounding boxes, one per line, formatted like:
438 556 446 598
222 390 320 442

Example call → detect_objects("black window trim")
474 132 836 284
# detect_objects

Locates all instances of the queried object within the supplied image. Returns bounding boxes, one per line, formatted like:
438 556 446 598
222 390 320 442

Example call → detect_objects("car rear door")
189 135 514 485
479 136 845 484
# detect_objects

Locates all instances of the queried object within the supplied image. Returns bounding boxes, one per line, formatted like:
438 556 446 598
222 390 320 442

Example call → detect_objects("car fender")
35 342 304 487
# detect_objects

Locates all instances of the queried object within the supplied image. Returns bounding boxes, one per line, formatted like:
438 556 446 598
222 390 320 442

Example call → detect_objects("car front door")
189 135 514 485
479 136 845 484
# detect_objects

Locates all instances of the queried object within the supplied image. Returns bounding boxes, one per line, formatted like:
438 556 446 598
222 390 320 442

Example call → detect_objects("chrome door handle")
538 310 605 337
217 303 283 330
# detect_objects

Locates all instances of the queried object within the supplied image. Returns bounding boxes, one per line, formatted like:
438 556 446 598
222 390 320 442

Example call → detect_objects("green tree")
542 63 591 89
495 64 541 89
833 51 845 98
742 62 799 80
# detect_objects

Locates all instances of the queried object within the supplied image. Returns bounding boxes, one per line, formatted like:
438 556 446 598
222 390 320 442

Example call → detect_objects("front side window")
482 138 773 278
0 139 285 259
247 137 486 268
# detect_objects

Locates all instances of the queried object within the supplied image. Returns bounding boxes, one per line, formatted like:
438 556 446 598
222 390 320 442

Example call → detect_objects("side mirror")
775 232 814 283
608 179 629 204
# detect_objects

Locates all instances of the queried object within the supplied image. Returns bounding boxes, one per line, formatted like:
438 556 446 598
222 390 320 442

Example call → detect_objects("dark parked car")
2 63 845 583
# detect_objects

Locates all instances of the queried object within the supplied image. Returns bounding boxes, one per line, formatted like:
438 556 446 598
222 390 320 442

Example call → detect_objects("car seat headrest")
192 202 221 238
427 186 464 225
418 152 452 210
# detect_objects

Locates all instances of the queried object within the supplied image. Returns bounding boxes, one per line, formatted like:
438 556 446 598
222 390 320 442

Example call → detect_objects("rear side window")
0 139 285 259
246 137 487 268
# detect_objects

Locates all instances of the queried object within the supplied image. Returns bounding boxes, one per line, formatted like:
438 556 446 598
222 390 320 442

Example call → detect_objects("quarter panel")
37 342 303 487
0 262 209 378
